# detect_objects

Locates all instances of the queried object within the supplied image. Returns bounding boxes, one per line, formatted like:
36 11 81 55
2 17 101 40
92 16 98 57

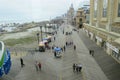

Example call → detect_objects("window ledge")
101 18 108 22
94 18 97 21
114 18 120 22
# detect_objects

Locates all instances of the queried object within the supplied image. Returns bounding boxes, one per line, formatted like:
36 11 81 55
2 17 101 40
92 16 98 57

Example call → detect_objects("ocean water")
0 20 33 25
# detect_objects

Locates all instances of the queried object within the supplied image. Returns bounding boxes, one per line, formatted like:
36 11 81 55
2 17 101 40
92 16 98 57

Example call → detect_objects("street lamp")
36 33 39 44
45 24 47 37
40 26 43 41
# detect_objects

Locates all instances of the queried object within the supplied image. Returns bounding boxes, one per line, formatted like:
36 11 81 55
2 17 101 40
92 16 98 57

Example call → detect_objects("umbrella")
54 47 61 52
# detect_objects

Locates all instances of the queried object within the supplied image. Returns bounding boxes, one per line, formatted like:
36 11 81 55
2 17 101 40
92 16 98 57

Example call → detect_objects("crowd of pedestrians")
89 50 94 56
73 63 82 72
19 26 80 75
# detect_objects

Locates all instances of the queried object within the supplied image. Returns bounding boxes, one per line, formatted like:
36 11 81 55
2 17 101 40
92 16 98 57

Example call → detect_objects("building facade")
67 4 75 25
84 0 120 63
75 8 86 28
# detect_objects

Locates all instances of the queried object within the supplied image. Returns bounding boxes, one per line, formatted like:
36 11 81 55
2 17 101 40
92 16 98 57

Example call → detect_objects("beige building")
67 4 74 25
75 8 86 28
84 0 120 63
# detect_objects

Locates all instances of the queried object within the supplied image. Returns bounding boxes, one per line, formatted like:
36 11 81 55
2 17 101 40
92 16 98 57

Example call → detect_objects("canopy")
54 47 61 52
47 36 52 39
42 40 48 43
43 38 48 40
39 42 45 46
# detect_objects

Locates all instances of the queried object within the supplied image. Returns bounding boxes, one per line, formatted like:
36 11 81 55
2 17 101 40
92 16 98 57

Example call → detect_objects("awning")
54 47 61 52
39 42 45 46
47 36 52 39
43 40 48 43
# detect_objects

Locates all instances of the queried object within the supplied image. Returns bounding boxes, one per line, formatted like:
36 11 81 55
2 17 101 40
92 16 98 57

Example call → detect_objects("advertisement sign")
96 36 102 42
106 42 119 53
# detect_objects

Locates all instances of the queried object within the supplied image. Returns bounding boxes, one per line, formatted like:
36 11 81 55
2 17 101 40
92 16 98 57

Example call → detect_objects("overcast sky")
0 0 89 23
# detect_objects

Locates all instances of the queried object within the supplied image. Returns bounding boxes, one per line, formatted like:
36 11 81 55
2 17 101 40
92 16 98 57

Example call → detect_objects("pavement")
1 24 119 80
69 25 109 80
78 29 120 80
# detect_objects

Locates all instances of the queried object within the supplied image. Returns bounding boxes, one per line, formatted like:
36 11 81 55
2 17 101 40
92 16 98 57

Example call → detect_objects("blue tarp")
4 49 11 74
0 49 11 77
0 67 3 77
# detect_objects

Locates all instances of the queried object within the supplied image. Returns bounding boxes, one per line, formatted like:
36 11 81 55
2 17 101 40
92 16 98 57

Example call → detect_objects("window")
102 0 108 17
94 0 97 18
118 0 120 17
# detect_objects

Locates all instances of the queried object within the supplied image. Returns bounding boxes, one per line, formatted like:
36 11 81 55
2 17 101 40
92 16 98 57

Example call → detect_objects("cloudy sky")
0 0 89 23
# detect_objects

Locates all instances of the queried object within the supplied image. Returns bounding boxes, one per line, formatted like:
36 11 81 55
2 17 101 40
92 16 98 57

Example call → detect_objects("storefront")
106 42 113 55
95 36 102 46
89 32 94 40
106 42 120 62
111 42 120 62
85 29 89 36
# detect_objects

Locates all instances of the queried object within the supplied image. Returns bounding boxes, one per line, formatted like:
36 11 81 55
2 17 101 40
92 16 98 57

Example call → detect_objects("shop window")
112 51 119 59
94 0 97 18
102 0 108 17
118 0 120 17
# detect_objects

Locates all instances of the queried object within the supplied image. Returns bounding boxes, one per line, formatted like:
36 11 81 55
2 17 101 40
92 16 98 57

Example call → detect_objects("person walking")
61 47 63 52
73 63 76 72
38 62 41 71
89 50 92 55
54 36 56 41
35 61 38 71
76 64 79 72
66 42 68 46
63 46 66 51
92 50 94 56
20 58 24 68
78 64 82 72
74 45 76 50
54 51 56 57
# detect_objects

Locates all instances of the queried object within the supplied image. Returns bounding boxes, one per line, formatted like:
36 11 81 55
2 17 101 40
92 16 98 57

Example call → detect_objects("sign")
106 42 119 53
89 32 93 38
96 36 102 42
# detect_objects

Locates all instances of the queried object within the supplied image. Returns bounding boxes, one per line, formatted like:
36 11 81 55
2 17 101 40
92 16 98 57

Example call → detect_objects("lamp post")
40 26 43 41
45 24 47 37
36 33 39 44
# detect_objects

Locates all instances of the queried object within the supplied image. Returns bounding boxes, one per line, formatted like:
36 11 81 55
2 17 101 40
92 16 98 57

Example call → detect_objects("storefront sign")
89 32 93 38
96 36 102 42
85 30 88 33
106 42 119 53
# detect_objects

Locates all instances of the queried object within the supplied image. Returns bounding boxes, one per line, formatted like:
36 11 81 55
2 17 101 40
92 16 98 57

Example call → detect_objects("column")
96 0 101 28
106 0 114 32
90 0 94 26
